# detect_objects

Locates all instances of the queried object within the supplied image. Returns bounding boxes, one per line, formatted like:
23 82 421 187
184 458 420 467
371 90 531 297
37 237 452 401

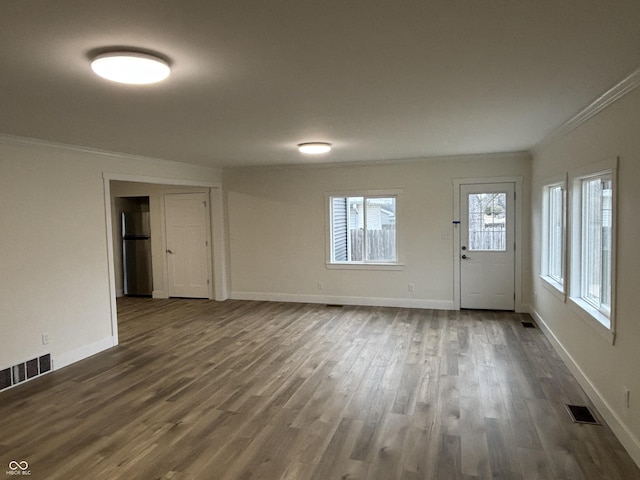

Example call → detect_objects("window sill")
326 262 405 271
567 296 614 344
540 275 566 303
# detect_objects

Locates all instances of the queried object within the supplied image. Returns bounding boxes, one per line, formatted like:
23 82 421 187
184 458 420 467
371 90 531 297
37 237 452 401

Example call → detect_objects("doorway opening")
104 175 227 347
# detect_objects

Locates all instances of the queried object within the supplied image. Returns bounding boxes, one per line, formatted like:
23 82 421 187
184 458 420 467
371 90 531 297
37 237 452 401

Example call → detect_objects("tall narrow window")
580 176 612 314
329 194 397 264
569 161 616 332
542 182 566 290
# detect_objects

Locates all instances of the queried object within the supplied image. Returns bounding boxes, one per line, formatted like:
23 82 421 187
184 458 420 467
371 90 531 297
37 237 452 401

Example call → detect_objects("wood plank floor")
1 298 639 479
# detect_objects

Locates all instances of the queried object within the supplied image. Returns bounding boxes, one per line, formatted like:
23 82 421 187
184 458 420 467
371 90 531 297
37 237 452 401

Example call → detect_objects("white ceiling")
1 1 639 167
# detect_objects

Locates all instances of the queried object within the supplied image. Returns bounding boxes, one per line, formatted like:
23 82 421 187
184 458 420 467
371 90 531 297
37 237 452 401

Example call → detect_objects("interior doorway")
104 175 227 346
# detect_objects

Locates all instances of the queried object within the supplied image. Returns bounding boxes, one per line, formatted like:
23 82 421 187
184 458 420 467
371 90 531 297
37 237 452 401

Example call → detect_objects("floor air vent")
522 321 536 328
0 354 51 392
565 404 601 425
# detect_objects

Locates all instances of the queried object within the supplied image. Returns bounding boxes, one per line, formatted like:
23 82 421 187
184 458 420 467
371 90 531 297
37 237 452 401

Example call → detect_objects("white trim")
540 174 568 296
102 172 229 348
210 187 229 300
536 67 640 151
567 297 614 343
325 188 404 198
528 306 640 469
325 189 403 266
53 336 116 371
104 171 221 189
567 158 618 342
231 291 456 310
325 262 405 271
0 132 219 173
227 151 531 171
540 275 566 303
103 176 119 346
452 176 524 312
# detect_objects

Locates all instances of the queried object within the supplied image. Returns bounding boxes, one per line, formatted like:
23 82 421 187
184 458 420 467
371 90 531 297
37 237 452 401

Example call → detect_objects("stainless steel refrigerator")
122 211 152 296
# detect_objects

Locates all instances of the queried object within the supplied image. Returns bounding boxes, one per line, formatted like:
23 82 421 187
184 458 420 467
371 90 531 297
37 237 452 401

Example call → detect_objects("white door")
460 183 515 310
165 193 210 298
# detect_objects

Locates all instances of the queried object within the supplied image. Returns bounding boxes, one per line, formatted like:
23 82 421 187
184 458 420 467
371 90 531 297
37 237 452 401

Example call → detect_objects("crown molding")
0 132 220 173
535 67 640 153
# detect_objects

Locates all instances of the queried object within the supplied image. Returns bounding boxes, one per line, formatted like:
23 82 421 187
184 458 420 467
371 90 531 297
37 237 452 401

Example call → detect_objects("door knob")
461 254 468 259
166 249 174 254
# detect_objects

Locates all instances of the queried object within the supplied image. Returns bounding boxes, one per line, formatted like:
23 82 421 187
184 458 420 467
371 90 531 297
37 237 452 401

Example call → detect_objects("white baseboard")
528 306 640 468
152 290 168 299
230 291 456 310
53 336 116 371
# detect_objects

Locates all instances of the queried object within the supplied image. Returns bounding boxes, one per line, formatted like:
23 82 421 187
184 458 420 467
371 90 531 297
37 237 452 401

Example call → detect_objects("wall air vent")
0 354 51 393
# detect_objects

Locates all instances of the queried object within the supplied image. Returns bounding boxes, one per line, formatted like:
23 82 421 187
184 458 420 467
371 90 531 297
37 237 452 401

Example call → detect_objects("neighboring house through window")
328 192 398 265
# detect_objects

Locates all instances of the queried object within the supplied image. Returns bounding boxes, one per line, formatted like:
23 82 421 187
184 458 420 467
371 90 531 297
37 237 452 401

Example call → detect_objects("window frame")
541 174 567 298
325 189 404 270
567 158 618 338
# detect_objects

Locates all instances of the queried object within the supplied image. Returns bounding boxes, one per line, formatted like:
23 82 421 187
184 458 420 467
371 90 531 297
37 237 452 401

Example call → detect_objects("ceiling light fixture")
91 51 170 85
298 142 332 154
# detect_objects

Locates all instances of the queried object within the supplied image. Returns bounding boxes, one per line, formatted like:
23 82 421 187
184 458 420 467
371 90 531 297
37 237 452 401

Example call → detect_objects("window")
467 192 507 251
580 175 613 313
541 181 566 291
329 194 397 264
569 161 616 331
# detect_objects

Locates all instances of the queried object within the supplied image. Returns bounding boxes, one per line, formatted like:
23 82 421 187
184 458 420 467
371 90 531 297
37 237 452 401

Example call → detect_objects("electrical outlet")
408 283 415 293
42 332 49 345
317 282 324 291
624 387 630 408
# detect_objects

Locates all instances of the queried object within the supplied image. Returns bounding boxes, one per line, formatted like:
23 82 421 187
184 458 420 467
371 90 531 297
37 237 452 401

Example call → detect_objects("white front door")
460 183 515 310
165 193 210 299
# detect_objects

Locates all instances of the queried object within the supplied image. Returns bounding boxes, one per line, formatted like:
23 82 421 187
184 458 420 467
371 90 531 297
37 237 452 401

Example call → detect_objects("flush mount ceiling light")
298 142 332 154
91 51 170 84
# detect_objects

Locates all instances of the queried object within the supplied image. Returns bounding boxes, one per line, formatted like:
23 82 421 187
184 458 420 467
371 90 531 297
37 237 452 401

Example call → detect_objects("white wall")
0 138 221 372
530 87 640 464
224 153 531 309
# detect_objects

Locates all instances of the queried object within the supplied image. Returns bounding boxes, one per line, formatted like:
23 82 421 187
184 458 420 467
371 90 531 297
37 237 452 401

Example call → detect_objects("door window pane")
468 192 507 251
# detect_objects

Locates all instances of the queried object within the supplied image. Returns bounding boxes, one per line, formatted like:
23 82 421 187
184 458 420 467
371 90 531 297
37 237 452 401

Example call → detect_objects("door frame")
103 172 228 346
453 176 524 312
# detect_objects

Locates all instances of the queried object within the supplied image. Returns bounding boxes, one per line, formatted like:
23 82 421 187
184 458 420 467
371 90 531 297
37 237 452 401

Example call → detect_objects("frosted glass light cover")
298 142 332 154
91 52 170 84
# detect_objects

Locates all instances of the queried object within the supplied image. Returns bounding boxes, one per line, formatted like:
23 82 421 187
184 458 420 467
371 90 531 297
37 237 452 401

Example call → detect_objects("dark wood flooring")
1 298 639 479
